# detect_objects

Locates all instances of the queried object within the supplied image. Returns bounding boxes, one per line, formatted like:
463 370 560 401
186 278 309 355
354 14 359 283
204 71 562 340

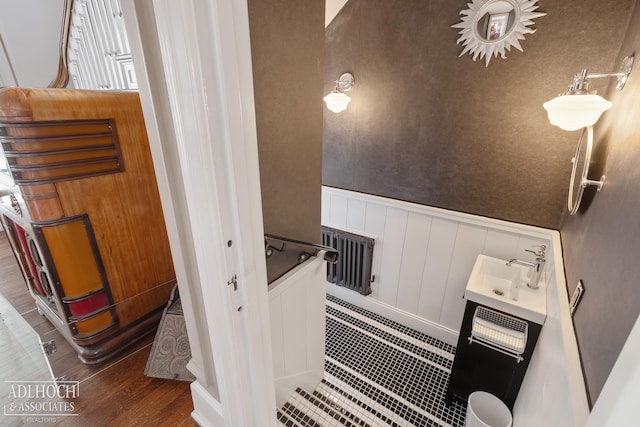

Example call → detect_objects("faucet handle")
525 245 546 258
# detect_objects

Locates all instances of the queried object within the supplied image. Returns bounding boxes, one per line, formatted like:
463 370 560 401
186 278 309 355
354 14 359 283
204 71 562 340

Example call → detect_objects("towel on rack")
472 317 526 354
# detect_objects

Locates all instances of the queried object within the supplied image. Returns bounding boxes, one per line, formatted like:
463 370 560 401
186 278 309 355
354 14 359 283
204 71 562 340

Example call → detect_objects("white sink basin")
465 254 547 324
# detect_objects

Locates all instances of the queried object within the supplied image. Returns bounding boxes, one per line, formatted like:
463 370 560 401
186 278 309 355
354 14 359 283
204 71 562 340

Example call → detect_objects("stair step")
300 388 365 427
279 386 367 427
281 400 323 427
277 408 303 427
277 295 467 426
316 379 404 427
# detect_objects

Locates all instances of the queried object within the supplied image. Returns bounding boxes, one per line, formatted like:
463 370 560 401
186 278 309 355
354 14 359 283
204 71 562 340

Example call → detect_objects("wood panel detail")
37 217 106 298
34 215 117 342
20 183 64 221
0 119 122 184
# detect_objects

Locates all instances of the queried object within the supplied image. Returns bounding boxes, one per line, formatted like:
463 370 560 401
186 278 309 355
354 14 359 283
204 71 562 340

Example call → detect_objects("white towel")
472 317 526 354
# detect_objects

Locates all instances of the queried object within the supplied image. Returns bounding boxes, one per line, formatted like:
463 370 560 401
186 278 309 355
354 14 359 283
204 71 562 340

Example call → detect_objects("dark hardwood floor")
0 231 196 426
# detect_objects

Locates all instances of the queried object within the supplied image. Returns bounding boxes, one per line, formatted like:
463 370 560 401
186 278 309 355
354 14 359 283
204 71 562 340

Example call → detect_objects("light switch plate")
569 280 585 315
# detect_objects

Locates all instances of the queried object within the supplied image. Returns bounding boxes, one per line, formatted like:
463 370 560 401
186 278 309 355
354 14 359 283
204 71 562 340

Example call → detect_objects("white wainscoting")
322 186 589 425
269 256 326 406
322 186 551 341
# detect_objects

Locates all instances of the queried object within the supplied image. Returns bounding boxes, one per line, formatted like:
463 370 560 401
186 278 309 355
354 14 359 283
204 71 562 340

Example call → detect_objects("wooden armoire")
0 87 175 364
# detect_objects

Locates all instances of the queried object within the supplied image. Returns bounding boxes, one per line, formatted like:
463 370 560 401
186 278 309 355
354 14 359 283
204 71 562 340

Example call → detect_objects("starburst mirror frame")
452 0 546 66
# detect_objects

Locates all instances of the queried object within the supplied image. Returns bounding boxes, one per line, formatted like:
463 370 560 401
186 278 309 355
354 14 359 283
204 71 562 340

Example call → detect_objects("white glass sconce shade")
543 94 612 131
324 72 355 113
323 92 351 113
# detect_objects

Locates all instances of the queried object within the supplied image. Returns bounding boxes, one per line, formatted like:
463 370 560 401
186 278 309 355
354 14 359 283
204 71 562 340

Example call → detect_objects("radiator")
321 226 374 295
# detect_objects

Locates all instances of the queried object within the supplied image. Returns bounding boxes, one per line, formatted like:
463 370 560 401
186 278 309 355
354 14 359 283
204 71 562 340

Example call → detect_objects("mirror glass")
452 0 546 66
476 2 515 41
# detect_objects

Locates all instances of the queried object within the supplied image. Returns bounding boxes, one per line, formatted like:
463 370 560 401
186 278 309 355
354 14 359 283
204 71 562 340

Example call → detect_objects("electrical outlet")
569 280 585 315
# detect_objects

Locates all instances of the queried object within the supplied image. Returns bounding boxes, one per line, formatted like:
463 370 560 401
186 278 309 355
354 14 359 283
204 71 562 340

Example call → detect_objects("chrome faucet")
506 245 546 289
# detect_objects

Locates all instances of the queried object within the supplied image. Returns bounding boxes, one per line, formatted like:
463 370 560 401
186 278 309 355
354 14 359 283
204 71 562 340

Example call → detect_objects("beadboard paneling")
269 256 326 406
329 194 348 228
346 198 367 232
483 229 521 260
441 224 488 329
363 202 386 298
417 217 458 323
281 282 308 373
322 187 550 332
377 208 408 305
269 296 285 378
396 213 432 314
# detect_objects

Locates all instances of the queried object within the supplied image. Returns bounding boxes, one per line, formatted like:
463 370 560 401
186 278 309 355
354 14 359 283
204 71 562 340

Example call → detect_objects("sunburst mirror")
452 0 546 66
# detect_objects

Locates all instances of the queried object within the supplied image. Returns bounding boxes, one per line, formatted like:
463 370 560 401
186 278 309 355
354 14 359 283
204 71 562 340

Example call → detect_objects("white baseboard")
326 282 459 347
190 380 224 427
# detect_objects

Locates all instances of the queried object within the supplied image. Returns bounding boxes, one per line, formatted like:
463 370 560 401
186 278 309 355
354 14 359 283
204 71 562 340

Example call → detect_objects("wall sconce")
543 55 634 214
323 72 355 113
543 56 634 131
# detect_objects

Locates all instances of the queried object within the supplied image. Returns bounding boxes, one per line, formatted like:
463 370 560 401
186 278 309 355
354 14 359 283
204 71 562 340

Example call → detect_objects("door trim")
121 0 276 425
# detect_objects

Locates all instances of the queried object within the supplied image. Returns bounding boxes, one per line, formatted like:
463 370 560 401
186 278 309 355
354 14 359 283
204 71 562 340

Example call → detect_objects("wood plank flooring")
0 231 196 426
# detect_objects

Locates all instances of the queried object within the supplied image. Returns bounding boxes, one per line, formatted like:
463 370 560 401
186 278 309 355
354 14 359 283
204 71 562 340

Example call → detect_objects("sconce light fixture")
543 56 634 131
324 72 355 113
543 55 634 214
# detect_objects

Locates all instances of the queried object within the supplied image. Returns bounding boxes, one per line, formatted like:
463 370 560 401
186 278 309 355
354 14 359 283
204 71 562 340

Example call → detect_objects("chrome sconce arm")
579 55 634 92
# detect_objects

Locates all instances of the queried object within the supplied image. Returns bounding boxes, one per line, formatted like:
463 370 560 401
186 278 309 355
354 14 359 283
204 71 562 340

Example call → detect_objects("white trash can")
465 391 512 427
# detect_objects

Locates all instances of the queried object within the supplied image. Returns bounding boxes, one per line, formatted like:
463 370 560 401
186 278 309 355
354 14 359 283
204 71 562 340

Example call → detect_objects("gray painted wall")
561 1 640 405
248 1 325 244
323 0 633 229
324 0 638 406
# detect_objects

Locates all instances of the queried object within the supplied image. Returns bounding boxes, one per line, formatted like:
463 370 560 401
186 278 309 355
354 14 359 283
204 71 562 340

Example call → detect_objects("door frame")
121 1 640 425
121 0 276 425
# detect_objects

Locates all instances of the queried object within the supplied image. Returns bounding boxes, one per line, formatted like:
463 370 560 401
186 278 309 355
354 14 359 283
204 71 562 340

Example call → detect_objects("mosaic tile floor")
278 294 467 426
